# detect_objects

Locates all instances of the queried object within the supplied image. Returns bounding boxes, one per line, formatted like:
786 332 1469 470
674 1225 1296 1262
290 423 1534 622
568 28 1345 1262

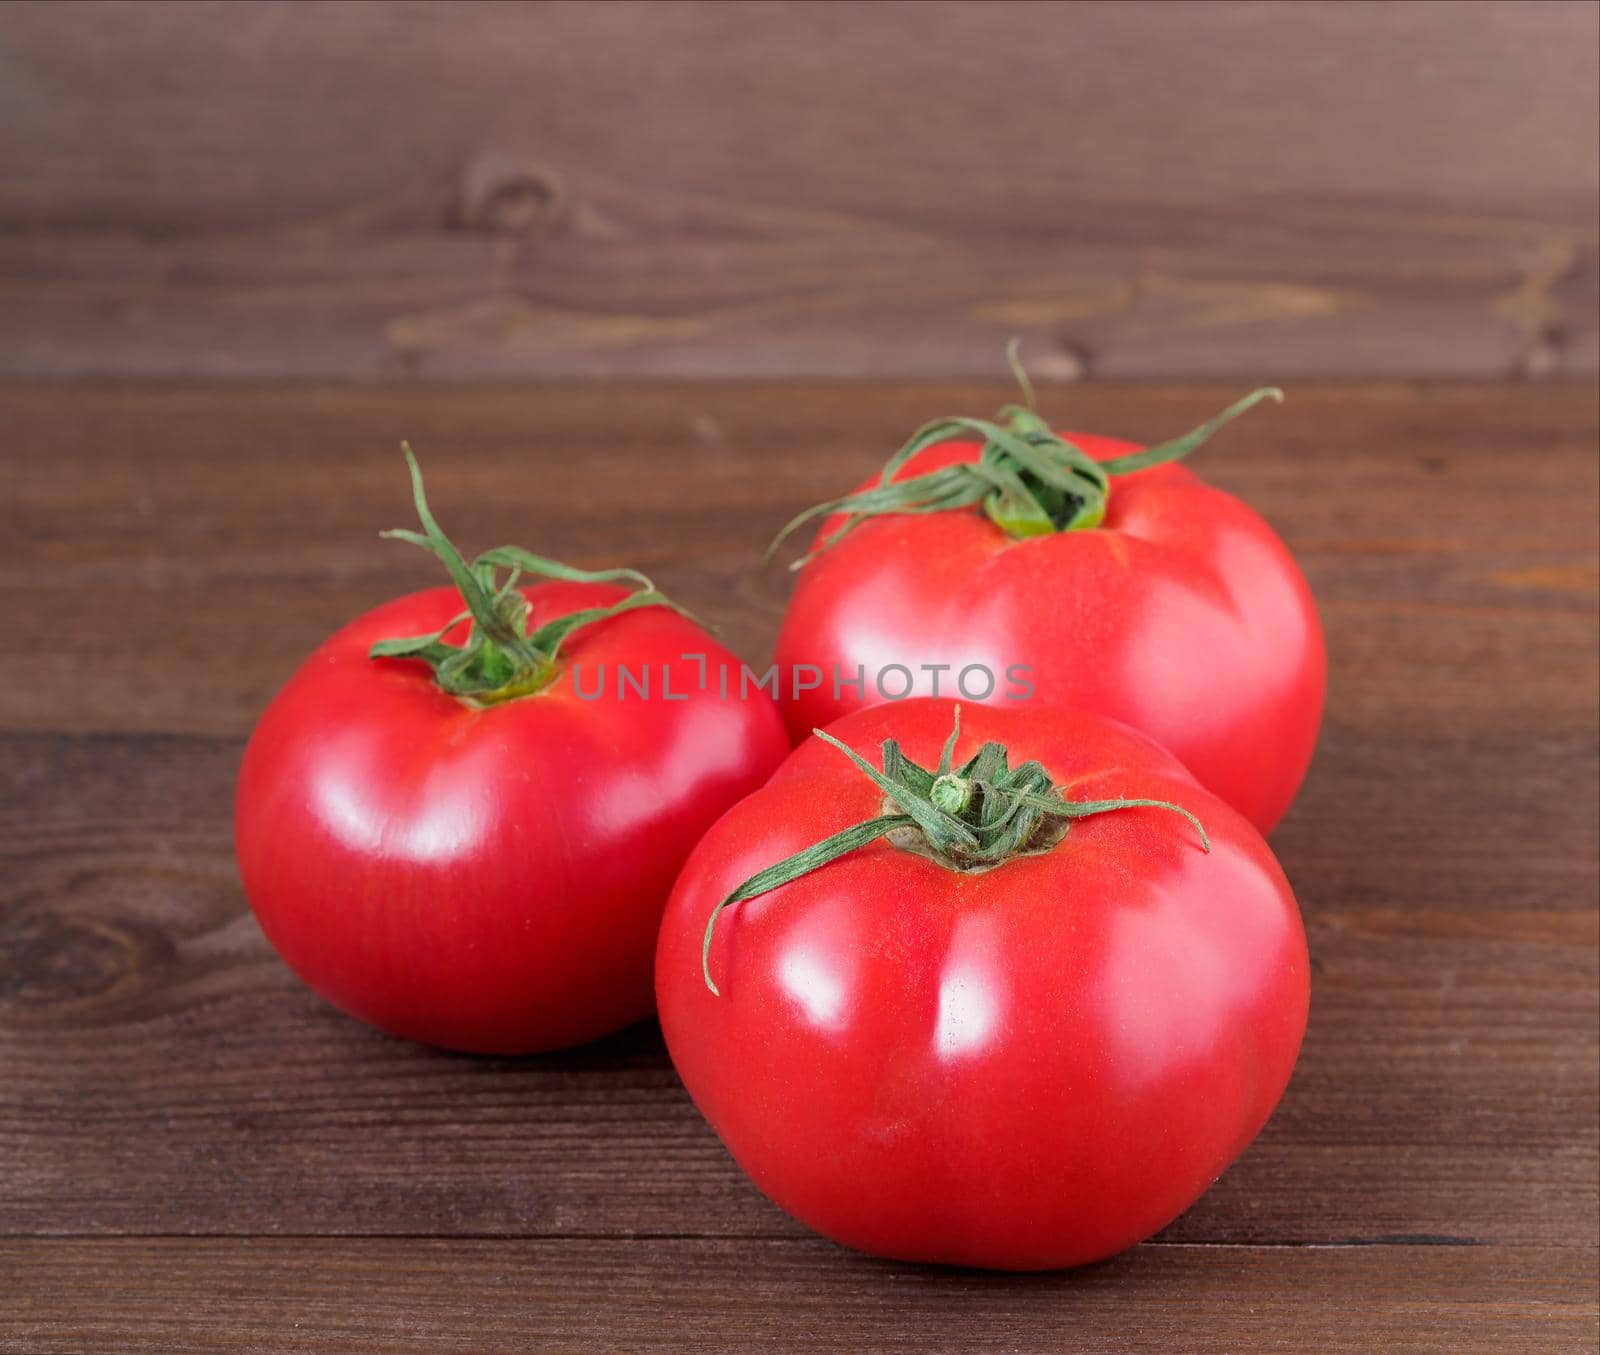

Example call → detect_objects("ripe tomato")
656 698 1309 1270
771 386 1324 833
236 451 789 1054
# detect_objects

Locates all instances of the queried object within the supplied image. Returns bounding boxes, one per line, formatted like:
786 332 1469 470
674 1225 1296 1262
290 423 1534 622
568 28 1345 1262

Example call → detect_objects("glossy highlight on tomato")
773 409 1325 834
657 698 1309 1270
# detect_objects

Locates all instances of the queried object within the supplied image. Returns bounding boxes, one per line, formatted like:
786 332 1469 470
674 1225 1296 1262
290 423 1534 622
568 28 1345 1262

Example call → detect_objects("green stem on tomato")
700 706 1209 995
369 445 690 704
765 344 1283 568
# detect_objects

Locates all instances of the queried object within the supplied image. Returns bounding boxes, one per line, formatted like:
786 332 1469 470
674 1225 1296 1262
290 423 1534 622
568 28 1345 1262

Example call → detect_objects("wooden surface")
2 0 1597 382
1 380 1597 1350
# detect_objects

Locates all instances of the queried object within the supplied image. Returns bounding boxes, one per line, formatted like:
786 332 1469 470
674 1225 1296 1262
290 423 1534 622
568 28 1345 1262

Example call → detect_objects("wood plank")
0 721 1593 1241
0 378 1595 1347
2 1238 1595 1354
1 382 1594 737
0 382 1593 1244
1 2 1595 379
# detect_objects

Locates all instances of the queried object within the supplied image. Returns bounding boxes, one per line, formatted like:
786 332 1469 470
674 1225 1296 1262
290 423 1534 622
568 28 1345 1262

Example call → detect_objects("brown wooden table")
2 381 1596 1352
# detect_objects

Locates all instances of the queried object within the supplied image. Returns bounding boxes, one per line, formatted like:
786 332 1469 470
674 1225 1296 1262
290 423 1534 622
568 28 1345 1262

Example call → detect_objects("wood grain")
0 381 1595 1348
4 1239 1597 1354
1 1 1596 380
1 382 1595 736
0 721 1593 1244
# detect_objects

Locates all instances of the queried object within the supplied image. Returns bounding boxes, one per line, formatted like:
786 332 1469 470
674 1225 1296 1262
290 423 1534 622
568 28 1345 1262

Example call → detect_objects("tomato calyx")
767 342 1283 568
700 706 1209 995
369 446 692 705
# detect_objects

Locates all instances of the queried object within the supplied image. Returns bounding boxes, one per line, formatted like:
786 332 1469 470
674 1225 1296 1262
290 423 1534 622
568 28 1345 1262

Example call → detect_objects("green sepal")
1097 387 1284 476
368 446 686 703
700 705 1211 994
812 728 981 854
765 347 1283 564
701 814 912 997
472 546 657 592
368 609 472 663
524 589 692 666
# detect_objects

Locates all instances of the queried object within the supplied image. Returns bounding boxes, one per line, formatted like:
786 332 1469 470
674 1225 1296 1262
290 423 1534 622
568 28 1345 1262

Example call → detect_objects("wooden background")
1 2 1598 1351
0 0 1596 381
2 381 1597 1350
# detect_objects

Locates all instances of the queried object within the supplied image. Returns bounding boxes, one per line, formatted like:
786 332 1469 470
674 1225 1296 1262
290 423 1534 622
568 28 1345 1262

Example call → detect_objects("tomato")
656 698 1309 1270
236 451 789 1054
770 386 1324 833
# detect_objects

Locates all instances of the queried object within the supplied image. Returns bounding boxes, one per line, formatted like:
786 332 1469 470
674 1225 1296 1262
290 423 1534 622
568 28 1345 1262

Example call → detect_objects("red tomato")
236 456 789 1054
772 404 1324 834
656 698 1308 1270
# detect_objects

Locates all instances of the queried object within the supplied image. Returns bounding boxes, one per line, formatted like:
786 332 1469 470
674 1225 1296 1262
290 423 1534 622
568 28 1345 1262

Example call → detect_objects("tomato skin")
773 434 1325 833
236 582 789 1054
656 698 1308 1270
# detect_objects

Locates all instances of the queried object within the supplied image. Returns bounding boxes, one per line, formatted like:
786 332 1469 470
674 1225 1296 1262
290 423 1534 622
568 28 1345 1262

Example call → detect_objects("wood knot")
0 909 166 1017
457 152 566 236
1518 326 1566 379
1033 338 1090 383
